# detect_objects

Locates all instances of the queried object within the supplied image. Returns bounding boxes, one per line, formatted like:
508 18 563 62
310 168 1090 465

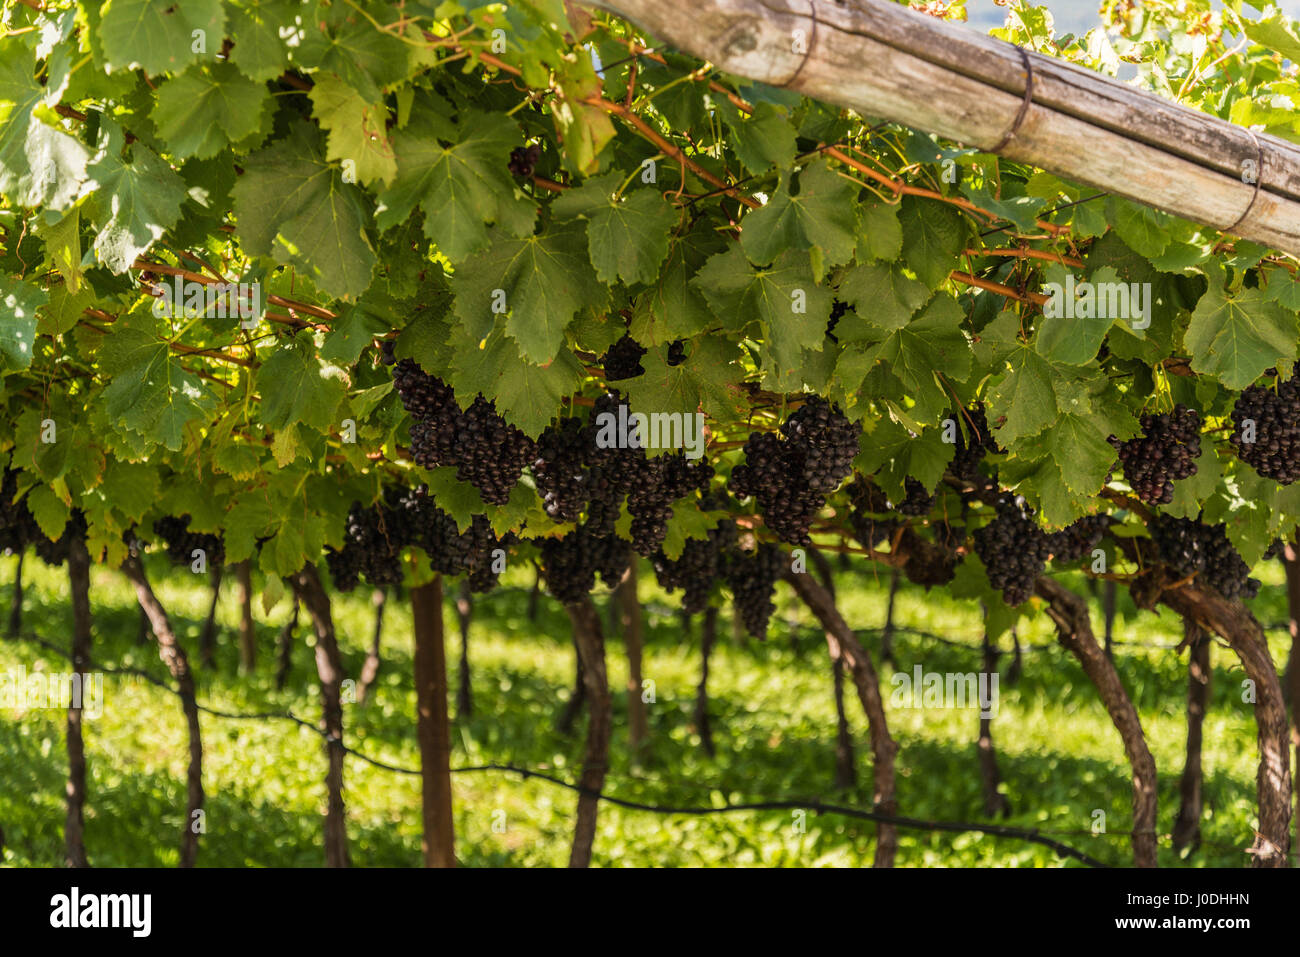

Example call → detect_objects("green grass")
0 552 1291 867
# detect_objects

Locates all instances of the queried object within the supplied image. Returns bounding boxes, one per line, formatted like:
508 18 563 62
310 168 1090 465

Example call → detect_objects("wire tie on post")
1226 127 1264 234
992 45 1035 153
781 0 818 88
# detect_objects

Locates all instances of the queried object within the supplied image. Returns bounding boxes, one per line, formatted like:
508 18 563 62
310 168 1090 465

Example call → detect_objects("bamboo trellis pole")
586 0 1300 257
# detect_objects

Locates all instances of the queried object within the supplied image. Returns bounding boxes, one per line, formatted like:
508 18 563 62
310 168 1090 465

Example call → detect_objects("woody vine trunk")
356 587 386 705
122 555 204 868
567 596 612 868
198 564 221 670
64 537 92 867
808 548 856 790
290 563 351 867
1173 617 1211 854
694 606 718 757
1157 583 1293 866
784 570 898 867
236 560 255 673
977 626 1010 818
618 562 647 754
1035 575 1158 867
1282 541 1300 865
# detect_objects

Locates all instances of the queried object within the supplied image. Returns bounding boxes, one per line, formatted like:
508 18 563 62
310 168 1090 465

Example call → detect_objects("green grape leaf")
98 0 226 76
213 443 264 481
999 456 1090 528
839 293 971 424
38 285 96 337
0 44 90 210
637 65 706 129
256 333 349 433
231 121 377 299
1107 197 1172 259
263 507 332 578
739 159 859 276
1001 410 1121 526
160 465 230 530
98 326 214 450
26 484 70 541
295 12 413 102
321 302 390 364
348 381 393 420
619 336 746 423
1167 447 1223 519
11 406 69 479
489 348 586 438
1150 241 1211 274
489 482 549 540
99 460 163 522
716 99 796 174
1184 283 1297 389
375 104 536 263
661 502 724 561
1242 13 1300 70
1034 265 1125 366
987 345 1100 447
971 308 1025 372
153 61 272 160
423 466 489 531
224 494 276 564
568 311 626 357
629 231 726 345
960 178 1045 233
857 201 904 262
85 123 187 273
837 261 929 330
0 115 90 212
550 72 617 176
694 245 830 376
227 0 297 81
1203 484 1273 568
449 328 584 438
65 438 107 500
450 220 608 364
395 309 455 375
309 73 396 187
0 280 44 372
553 171 678 285
270 422 305 468
899 198 966 289
1069 199 1108 239
855 419 953 501
35 207 84 294
1263 266 1300 310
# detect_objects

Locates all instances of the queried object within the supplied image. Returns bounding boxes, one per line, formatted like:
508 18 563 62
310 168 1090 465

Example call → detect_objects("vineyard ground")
0 556 1288 868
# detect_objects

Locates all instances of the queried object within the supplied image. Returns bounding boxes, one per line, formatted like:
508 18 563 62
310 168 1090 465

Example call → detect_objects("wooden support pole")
587 0 1300 254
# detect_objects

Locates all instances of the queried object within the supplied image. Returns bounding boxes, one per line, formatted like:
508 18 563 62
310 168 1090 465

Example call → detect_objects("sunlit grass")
0 551 1289 867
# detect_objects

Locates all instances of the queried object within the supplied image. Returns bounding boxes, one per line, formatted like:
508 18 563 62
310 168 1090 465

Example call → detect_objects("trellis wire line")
6 630 1108 866
11 628 1263 863
447 764 1108 867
